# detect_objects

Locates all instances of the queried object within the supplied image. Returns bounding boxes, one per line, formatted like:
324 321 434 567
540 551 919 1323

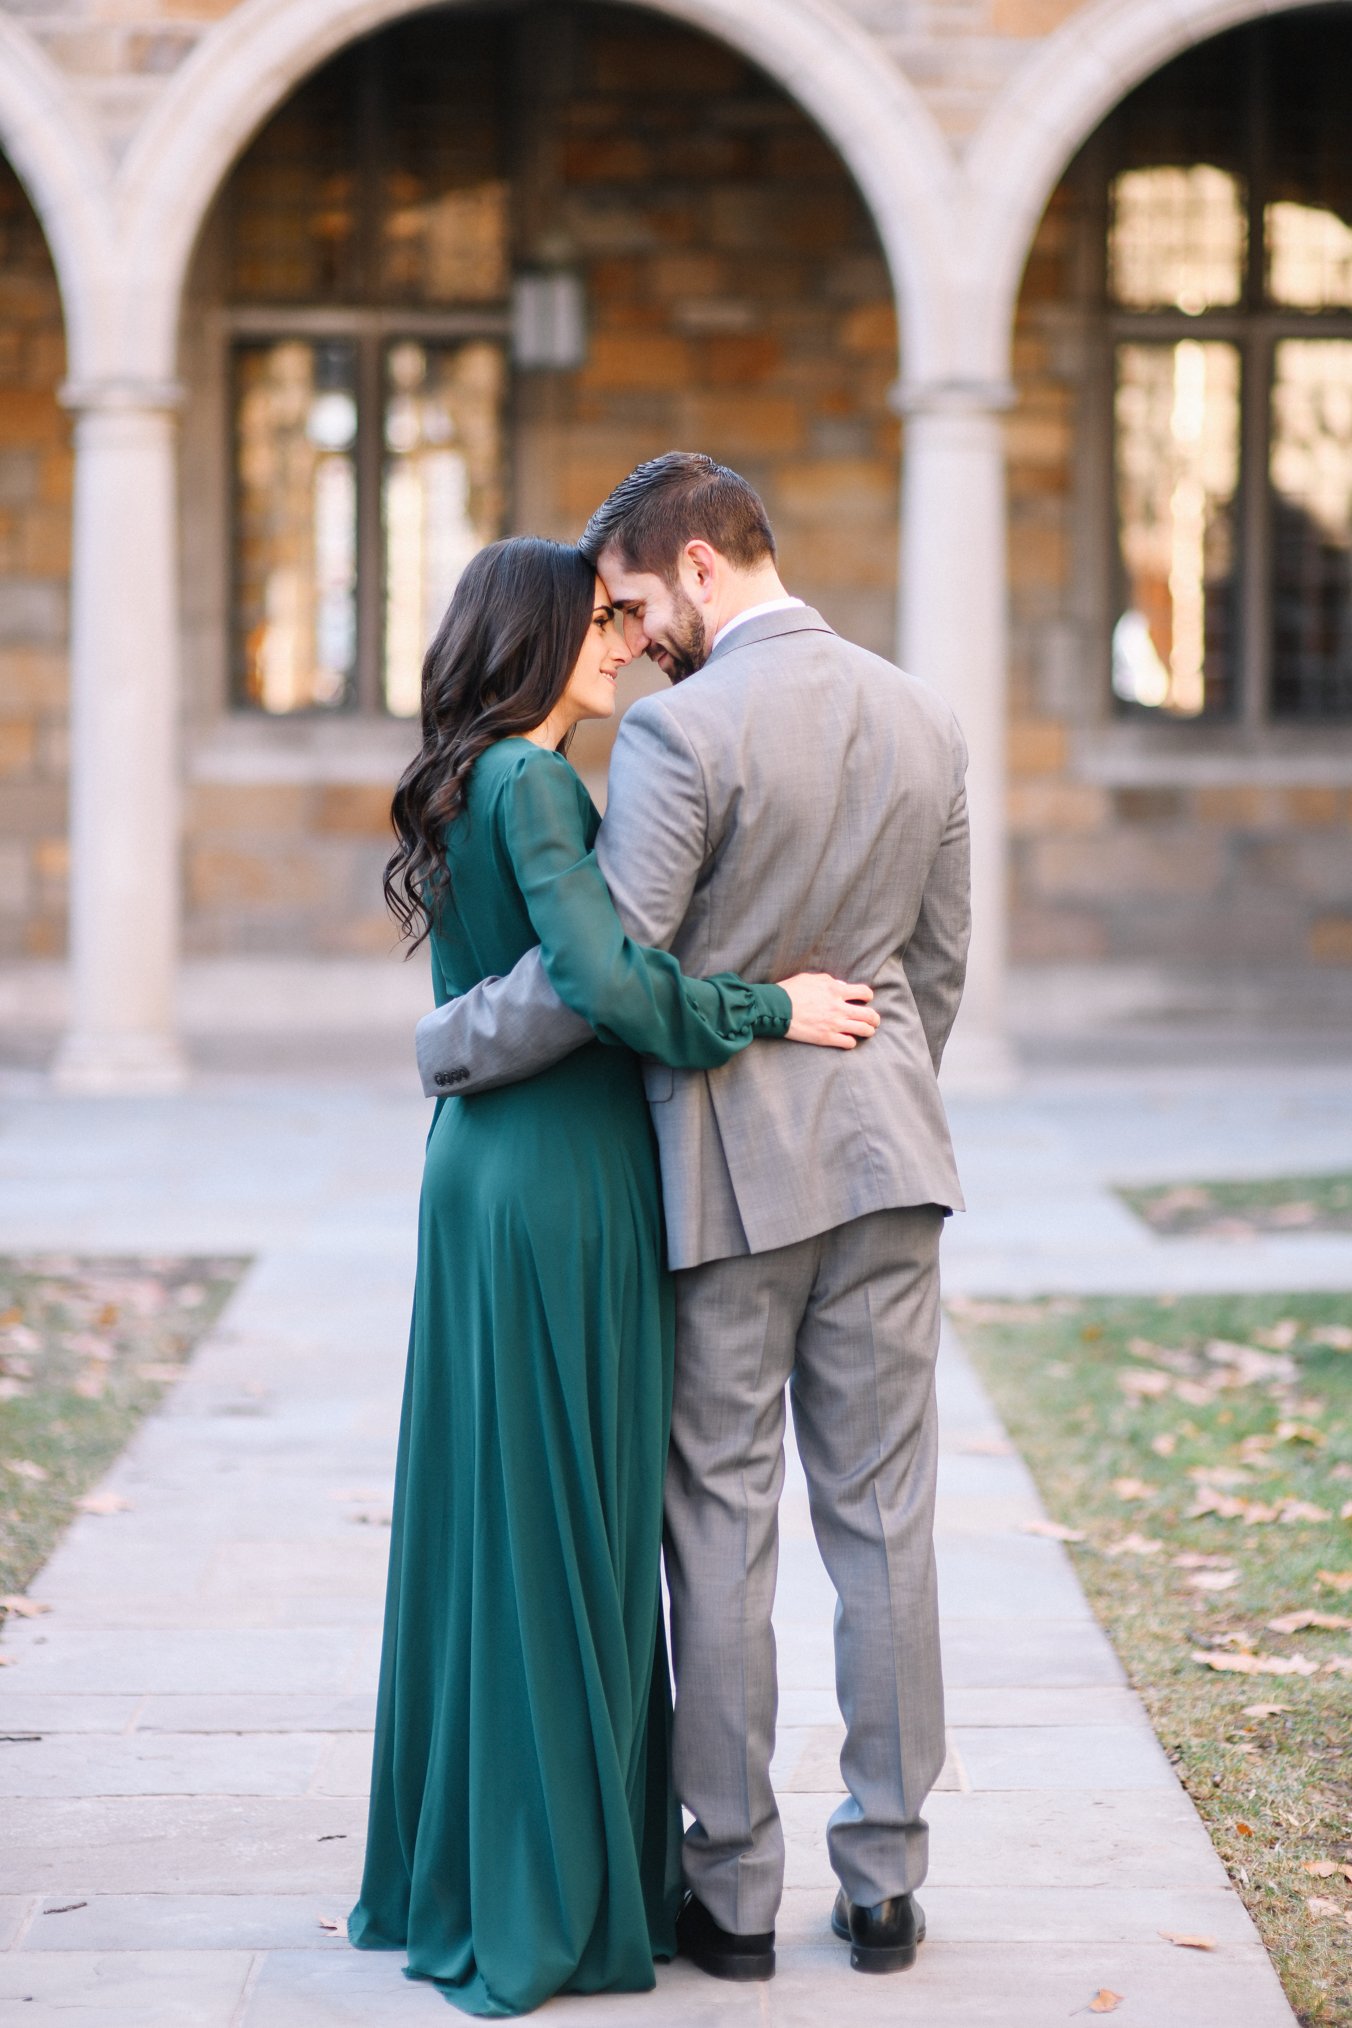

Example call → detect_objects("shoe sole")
831 1911 926 1975
683 1946 776 1983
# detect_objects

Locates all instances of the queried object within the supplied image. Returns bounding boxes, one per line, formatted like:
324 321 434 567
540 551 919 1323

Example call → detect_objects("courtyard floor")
1 1036 1349 2025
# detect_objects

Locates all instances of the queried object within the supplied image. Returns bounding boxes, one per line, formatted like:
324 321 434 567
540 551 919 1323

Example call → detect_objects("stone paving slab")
1 1066 1326 2025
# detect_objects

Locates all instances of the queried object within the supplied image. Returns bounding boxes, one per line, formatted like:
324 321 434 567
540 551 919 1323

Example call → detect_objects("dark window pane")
383 340 508 717
233 340 358 713
1265 11 1352 309
1270 338 1352 721
226 59 360 302
380 19 510 304
1113 341 1240 718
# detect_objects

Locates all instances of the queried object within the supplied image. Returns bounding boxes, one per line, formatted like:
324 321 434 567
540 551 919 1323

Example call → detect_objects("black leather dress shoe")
831 1887 926 1973
676 1892 775 1981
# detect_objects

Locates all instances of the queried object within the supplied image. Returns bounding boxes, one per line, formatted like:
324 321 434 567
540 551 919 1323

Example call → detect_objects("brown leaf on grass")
1236 1822 1254 1836
1305 1860 1339 1877
1307 1897 1345 1920
4 1459 48 1483
72 1373 106 1401
1111 1477 1159 1501
1105 1532 1164 1557
134 1363 181 1384
1241 1702 1292 1716
1316 1570 1352 1593
1020 1518 1086 1543
1174 1379 1219 1407
1341 1500 1352 1523
1269 1201 1317 1227
1321 1656 1352 1676
1088 1991 1123 2014
1188 1568 1240 1592
1267 1611 1352 1635
1274 1421 1325 1446
1192 1650 1320 1676
1310 1325 1352 1351
75 1492 132 1515
1158 1931 1215 1950
1119 1368 1173 1399
1278 1500 1331 1524
0 1596 51 1618
0 1378 29 1402
1173 1551 1236 1569
1254 1320 1302 1350
1150 1432 1179 1457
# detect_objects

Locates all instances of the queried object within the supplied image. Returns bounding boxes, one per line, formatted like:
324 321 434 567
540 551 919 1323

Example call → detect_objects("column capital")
59 377 186 416
888 378 1016 418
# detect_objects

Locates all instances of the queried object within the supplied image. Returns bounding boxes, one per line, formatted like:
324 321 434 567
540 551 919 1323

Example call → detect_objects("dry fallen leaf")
1150 1432 1179 1457
1192 1650 1320 1677
1310 1325 1352 1351
1307 1897 1344 1921
1241 1703 1292 1717
1254 1320 1302 1350
134 1363 182 1384
76 1492 132 1515
1316 1570 1352 1593
0 1596 51 1618
1158 1931 1215 1950
957 1436 1014 1457
1104 1532 1163 1557
1111 1477 1159 1501
1341 1501 1352 1523
4 1459 48 1483
1321 1656 1352 1676
1275 1421 1326 1447
0 1654 16 1668
1020 1518 1086 1542
1088 1991 1123 2015
317 1916 343 1933
1278 1500 1331 1525
1305 1860 1339 1878
1267 1611 1352 1635
1174 1551 1236 1569
1236 1822 1254 1837
1189 1568 1240 1592
1119 1368 1173 1399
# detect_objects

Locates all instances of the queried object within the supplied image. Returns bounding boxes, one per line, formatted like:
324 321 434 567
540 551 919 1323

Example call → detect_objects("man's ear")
683 539 719 599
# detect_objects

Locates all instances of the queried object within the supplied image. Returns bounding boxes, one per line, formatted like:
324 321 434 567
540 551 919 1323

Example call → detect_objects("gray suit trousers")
665 1204 946 1934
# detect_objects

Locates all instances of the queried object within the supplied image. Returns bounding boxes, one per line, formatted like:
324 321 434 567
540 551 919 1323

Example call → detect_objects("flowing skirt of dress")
348 1045 682 2015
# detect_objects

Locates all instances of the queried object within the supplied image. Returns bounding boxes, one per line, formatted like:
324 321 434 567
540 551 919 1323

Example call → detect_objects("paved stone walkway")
3 1060 1346 2024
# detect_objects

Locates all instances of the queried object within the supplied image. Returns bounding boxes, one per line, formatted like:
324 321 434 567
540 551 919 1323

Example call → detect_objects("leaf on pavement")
1088 1990 1123 2014
0 1596 51 1618
317 1917 343 1933
76 1492 132 1515
1158 1931 1215 1950
957 1436 1014 1457
1020 1518 1085 1542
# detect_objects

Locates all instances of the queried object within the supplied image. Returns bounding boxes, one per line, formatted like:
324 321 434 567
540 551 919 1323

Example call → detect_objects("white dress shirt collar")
712 595 806 650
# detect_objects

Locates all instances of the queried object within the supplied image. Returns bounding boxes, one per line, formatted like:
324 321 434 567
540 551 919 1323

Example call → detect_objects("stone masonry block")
0 841 29 913
1008 903 1110 961
1310 916 1352 962
840 303 897 354
682 393 805 456
1246 835 1352 904
314 785 397 838
186 785 313 835
0 718 35 780
577 331 692 391
0 581 65 647
701 334 782 385
1007 718 1069 775
1007 780 1109 834
1283 787 1343 825
1194 786 1287 828
776 458 896 520
1031 830 1227 900
187 847 330 911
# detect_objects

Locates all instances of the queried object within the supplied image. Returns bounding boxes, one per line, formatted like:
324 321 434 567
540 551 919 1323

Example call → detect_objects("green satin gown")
348 738 790 2016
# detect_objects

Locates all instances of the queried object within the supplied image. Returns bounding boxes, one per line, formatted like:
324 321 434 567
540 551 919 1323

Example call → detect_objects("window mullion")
1238 328 1271 730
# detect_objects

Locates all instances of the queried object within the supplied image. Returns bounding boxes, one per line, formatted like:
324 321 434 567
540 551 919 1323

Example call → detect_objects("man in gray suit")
415 453 969 1981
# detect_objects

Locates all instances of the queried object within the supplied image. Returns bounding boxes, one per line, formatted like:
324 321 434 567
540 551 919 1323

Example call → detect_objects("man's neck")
709 568 791 640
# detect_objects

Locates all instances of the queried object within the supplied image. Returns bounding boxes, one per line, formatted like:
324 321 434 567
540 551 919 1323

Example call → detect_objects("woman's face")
558 576 634 727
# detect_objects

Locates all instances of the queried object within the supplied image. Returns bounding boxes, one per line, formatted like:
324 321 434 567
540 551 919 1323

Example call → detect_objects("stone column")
896 381 1017 1088
52 380 187 1093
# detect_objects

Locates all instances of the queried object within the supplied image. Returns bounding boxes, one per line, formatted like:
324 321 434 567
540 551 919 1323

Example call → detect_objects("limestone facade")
0 0 1344 1082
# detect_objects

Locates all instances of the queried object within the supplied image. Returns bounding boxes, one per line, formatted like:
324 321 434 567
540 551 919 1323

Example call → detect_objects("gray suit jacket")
416 606 969 1270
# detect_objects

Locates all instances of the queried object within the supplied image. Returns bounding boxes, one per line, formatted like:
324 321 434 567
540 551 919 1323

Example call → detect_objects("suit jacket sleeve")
413 698 715 1099
901 720 971 1072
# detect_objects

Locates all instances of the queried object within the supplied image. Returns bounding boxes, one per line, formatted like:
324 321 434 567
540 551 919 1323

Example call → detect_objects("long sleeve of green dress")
496 741 791 1069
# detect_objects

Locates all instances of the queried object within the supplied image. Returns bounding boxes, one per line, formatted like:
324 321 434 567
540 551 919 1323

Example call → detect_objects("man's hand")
778 975 879 1049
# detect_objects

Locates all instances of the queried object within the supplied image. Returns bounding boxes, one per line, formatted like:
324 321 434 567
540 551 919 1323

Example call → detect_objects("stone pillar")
896 381 1017 1088
51 381 187 1093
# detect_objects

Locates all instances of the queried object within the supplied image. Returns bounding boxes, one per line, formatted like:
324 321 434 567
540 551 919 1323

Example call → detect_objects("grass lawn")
950 1289 1352 2028
1120 1174 1352 1239
0 1255 248 1608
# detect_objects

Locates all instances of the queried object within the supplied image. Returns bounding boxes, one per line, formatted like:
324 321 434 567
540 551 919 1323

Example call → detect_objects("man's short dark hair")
579 451 777 581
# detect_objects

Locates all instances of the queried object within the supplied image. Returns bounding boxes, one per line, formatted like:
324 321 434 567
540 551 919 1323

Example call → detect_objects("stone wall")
0 158 68 960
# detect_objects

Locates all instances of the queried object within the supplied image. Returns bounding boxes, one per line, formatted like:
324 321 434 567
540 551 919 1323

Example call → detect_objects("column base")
51 1027 189 1095
938 1022 1020 1095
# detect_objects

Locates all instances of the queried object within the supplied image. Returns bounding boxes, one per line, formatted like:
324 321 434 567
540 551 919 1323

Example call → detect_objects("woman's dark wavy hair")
384 536 597 949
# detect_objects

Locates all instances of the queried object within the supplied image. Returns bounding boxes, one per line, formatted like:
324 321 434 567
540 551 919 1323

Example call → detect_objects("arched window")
1103 10 1352 725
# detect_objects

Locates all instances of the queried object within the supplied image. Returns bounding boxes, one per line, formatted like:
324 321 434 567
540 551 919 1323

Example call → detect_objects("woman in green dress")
348 537 875 2016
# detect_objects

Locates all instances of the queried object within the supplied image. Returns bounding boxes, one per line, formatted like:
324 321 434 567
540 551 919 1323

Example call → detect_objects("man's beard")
655 587 709 683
